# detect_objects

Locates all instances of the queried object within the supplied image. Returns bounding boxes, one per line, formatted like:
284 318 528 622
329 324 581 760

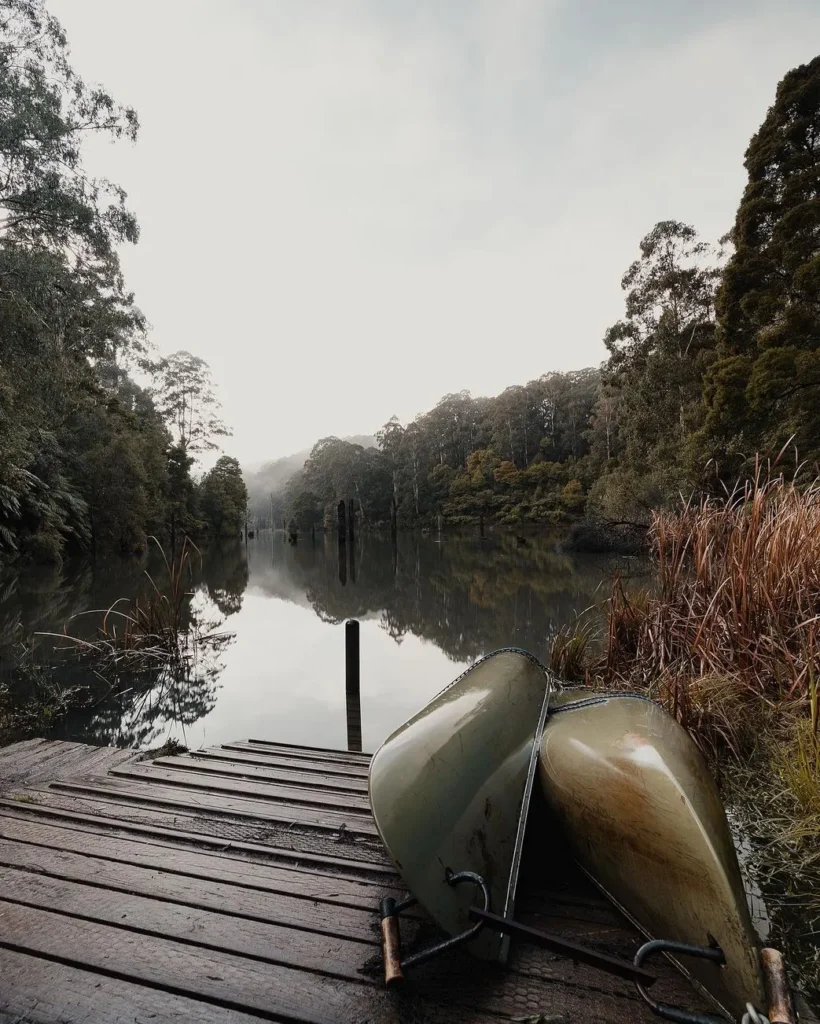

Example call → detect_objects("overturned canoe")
538 688 765 1020
368 648 552 961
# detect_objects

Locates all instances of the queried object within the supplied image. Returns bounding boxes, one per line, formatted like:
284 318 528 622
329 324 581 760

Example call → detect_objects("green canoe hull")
538 688 765 1020
369 648 552 962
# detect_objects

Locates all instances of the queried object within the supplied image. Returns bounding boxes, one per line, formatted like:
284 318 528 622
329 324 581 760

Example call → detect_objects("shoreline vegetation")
0 5 247 568
552 469 820 1001
0 539 237 747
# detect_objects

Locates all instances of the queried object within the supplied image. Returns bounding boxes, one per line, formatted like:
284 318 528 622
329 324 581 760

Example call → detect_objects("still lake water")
3 531 630 753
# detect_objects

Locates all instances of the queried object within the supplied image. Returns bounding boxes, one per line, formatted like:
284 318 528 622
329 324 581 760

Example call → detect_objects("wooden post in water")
348 499 357 582
345 619 362 752
337 500 347 586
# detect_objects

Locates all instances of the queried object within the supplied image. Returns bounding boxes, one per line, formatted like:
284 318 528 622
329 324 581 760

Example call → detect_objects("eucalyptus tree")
702 54 820 467
603 221 722 484
0 0 148 561
154 351 230 455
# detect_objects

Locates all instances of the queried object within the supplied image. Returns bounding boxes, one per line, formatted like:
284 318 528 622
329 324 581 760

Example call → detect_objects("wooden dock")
0 736 772 1023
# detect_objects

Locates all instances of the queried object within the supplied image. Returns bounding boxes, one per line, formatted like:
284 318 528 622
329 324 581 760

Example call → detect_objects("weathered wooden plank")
0 945 267 1024
0 865 381 974
1 830 658 1007
162 754 370 793
0 831 663 991
0 852 693 1020
217 743 371 777
111 761 372 811
205 745 372 778
0 793 392 868
0 819 403 911
49 776 380 836
0 737 46 763
0 740 134 787
0 885 656 1023
246 737 372 761
0 901 502 1024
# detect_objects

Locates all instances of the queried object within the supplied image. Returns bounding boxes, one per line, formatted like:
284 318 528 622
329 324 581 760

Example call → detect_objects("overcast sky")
49 0 820 466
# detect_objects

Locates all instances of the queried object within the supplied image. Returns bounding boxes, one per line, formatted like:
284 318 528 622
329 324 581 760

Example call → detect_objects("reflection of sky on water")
3 532 630 752
190 594 465 753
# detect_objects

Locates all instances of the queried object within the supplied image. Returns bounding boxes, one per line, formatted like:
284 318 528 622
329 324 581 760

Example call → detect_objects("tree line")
0 1 246 565
257 52 820 535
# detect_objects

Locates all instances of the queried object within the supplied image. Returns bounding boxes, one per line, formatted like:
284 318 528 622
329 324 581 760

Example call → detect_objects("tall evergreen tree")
199 457 248 538
702 55 820 467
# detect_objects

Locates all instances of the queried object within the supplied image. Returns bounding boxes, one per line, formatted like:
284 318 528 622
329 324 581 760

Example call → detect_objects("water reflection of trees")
2 534 624 746
0 541 249 747
56 636 231 749
249 532 624 664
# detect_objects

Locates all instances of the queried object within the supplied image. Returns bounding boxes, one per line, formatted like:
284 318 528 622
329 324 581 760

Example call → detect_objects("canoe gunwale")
501 666 553 950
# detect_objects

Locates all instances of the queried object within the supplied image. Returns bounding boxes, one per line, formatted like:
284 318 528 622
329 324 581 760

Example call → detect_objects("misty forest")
248 54 820 540
0 1 818 562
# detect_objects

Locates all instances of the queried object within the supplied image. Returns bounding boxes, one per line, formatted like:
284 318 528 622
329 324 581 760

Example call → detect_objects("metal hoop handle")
378 869 491 984
634 939 728 1024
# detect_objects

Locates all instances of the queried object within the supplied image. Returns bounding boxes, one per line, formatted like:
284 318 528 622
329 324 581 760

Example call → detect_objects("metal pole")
345 619 362 752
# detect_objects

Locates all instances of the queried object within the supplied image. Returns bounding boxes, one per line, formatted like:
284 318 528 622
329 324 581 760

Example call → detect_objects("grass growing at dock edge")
553 469 820 1000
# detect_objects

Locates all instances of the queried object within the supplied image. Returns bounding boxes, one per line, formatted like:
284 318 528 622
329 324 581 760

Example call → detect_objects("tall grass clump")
40 537 232 673
549 619 598 683
601 469 820 755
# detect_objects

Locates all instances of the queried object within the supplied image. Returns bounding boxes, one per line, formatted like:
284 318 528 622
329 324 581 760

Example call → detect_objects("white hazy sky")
49 0 820 466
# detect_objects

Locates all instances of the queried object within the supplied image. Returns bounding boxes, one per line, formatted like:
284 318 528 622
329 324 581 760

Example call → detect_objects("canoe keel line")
368 649 796 1024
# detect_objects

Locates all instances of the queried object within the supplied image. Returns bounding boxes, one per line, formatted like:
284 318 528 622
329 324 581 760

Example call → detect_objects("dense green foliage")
0 2 243 563
199 458 248 538
701 54 820 468
250 53 819 533
248 370 602 530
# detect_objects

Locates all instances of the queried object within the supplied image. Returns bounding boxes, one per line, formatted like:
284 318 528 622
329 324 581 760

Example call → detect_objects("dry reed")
600 469 820 754
38 538 232 672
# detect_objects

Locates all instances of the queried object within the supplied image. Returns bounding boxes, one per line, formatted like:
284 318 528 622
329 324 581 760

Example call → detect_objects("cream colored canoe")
538 688 765 1020
369 648 552 961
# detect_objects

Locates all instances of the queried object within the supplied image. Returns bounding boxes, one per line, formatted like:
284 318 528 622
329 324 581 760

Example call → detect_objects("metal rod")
469 907 657 986
345 619 362 752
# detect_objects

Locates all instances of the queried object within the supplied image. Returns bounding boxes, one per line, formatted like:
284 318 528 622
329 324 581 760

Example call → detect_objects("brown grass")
549 620 597 683
598 469 820 757
38 537 231 671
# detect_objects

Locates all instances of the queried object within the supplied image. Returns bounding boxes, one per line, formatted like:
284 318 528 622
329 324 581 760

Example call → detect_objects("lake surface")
2 531 630 752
